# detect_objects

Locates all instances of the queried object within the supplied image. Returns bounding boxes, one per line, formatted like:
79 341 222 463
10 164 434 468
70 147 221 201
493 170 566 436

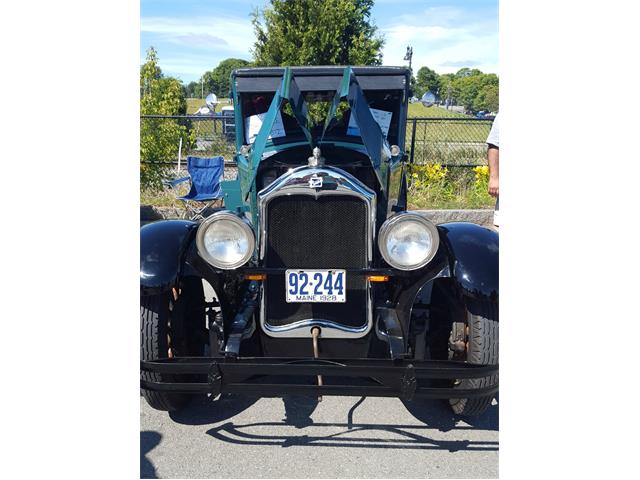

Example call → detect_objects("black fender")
140 220 198 296
437 222 498 302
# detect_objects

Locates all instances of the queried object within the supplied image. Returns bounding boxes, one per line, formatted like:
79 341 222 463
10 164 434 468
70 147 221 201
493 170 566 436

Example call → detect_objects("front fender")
437 222 498 301
140 220 198 295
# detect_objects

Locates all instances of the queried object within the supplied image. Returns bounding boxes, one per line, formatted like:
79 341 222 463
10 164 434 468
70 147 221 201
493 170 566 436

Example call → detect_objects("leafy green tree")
140 47 191 190
451 71 499 112
438 73 455 103
184 81 199 98
454 67 472 78
409 75 419 98
211 58 252 98
140 47 161 97
199 70 217 98
251 0 384 66
454 67 482 78
200 58 252 99
473 83 499 112
451 75 479 110
415 66 440 98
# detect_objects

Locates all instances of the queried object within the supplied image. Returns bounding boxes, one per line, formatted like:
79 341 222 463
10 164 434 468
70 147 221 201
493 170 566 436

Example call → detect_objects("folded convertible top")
233 66 410 92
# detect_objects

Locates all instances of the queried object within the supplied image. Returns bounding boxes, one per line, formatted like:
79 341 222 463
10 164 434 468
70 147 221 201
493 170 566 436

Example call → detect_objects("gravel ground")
141 393 498 479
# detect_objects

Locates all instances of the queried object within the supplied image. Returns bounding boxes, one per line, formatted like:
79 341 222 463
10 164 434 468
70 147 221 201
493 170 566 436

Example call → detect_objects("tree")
251 0 384 66
438 73 455 104
212 58 252 98
140 47 161 97
199 70 217 98
409 75 418 98
200 58 252 98
140 47 190 190
450 70 499 112
454 67 481 79
140 47 187 115
415 66 439 99
473 84 499 112
184 81 199 98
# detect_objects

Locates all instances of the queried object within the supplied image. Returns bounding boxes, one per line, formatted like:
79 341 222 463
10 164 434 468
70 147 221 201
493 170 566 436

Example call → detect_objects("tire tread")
450 300 498 416
140 294 189 411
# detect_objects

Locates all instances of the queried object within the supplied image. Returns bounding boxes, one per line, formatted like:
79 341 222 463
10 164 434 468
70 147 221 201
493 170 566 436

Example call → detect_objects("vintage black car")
140 66 498 416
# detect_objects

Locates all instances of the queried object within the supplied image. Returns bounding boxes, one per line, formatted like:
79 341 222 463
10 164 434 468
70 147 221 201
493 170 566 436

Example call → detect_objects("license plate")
285 269 346 303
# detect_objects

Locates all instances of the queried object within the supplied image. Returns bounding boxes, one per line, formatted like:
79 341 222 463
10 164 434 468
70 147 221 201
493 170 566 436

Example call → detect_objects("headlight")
378 213 439 270
196 211 255 269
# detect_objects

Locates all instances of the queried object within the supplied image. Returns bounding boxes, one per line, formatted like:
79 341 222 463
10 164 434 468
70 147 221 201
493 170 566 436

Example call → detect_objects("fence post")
177 137 183 173
409 118 417 164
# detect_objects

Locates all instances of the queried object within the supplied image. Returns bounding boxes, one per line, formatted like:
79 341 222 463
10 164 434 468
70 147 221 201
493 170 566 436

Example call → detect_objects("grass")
140 179 190 208
408 193 494 210
186 98 232 114
407 102 468 118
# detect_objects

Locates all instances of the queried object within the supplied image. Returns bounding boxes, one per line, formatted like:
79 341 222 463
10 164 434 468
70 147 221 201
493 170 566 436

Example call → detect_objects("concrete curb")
141 205 494 225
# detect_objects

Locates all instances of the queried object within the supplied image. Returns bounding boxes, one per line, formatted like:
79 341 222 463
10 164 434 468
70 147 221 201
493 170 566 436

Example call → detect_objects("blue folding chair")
165 156 224 220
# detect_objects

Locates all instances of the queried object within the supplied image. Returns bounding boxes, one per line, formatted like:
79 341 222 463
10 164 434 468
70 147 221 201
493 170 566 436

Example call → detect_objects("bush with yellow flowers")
409 163 454 206
471 165 492 201
408 163 494 209
473 165 489 181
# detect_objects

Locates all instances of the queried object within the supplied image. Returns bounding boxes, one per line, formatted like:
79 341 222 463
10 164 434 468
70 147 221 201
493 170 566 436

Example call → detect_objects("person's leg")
493 196 499 228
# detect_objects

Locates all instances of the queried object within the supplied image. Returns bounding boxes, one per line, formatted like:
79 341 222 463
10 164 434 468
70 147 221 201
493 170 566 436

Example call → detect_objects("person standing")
486 113 499 227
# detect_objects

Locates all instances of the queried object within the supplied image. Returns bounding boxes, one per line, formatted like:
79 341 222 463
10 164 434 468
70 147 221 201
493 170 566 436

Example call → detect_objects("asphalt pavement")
141 392 498 478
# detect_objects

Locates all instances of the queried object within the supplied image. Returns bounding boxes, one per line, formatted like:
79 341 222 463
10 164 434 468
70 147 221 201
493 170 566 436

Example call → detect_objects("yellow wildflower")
425 163 447 181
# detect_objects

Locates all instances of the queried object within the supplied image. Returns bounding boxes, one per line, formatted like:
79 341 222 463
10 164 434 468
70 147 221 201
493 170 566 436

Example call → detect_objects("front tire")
449 299 498 416
140 278 206 411
140 293 190 411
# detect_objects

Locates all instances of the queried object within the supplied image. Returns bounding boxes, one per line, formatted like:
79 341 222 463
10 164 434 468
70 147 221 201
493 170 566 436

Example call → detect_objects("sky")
140 0 498 84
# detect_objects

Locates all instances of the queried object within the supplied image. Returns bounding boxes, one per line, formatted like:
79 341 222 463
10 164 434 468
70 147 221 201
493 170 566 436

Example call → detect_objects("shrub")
409 163 454 206
140 47 190 191
408 162 494 209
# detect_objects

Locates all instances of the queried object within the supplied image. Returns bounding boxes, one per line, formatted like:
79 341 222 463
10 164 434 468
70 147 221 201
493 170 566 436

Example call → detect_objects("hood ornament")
308 146 324 167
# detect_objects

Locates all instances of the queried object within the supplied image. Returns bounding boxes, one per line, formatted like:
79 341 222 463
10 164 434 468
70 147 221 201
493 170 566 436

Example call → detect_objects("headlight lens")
196 212 255 269
378 213 439 270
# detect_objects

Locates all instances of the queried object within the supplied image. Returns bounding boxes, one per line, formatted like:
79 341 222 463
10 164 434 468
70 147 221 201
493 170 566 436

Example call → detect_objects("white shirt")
486 113 499 148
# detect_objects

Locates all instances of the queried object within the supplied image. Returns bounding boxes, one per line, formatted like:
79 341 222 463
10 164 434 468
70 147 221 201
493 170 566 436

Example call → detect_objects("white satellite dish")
421 91 436 107
205 93 218 109
195 106 212 115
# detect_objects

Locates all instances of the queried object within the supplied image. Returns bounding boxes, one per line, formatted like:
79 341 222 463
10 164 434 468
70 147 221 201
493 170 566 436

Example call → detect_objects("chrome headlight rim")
378 212 439 271
195 211 255 270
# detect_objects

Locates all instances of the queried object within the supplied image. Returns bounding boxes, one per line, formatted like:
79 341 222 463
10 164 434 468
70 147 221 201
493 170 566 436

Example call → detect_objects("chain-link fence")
140 115 236 168
406 117 493 167
140 115 493 169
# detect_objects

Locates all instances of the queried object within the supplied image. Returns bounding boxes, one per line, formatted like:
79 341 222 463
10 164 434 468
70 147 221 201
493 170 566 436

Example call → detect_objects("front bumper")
140 357 498 401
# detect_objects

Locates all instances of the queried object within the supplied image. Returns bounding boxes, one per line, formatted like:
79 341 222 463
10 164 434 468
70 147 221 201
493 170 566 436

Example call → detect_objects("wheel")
449 298 498 416
140 277 206 411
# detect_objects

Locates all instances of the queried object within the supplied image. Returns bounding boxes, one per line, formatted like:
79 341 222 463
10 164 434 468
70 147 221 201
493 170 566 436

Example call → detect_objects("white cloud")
170 33 229 49
141 15 255 54
381 6 498 74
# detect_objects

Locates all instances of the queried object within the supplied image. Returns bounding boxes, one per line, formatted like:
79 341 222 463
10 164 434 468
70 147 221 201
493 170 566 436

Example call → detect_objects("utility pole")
403 46 413 72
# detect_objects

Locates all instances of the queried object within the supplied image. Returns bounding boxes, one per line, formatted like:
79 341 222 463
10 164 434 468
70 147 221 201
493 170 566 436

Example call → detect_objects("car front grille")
263 194 368 330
